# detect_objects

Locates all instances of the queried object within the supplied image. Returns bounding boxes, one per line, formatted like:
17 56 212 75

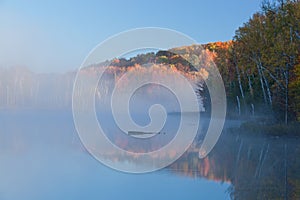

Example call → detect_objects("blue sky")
0 0 262 73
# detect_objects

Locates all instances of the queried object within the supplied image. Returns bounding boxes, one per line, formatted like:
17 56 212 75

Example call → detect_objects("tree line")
200 0 299 124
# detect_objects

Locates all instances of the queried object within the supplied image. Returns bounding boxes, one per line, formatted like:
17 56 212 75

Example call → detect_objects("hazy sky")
0 0 262 73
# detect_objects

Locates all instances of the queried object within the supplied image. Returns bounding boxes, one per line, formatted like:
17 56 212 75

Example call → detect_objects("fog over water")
2 109 299 199
0 110 233 200
1 65 299 199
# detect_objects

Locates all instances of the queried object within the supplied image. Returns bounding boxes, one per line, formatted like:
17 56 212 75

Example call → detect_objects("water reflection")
0 111 299 199
169 130 300 199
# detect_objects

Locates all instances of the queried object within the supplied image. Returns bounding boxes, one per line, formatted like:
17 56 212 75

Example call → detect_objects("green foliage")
231 0 300 123
157 55 168 64
290 57 300 120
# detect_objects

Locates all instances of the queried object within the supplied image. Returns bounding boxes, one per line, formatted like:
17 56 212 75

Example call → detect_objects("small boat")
128 131 156 135
128 131 165 135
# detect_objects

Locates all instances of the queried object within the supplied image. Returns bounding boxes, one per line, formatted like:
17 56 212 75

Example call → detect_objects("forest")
0 0 298 127
205 0 300 124
226 0 300 124
109 0 300 126
119 0 300 125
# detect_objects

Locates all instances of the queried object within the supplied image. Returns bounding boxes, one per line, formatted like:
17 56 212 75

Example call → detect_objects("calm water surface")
0 111 299 200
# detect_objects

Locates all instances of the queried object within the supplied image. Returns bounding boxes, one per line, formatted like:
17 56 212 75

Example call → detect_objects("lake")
0 110 299 199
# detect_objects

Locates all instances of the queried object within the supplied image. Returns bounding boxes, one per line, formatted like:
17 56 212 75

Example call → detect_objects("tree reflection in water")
168 130 300 200
1 112 300 199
